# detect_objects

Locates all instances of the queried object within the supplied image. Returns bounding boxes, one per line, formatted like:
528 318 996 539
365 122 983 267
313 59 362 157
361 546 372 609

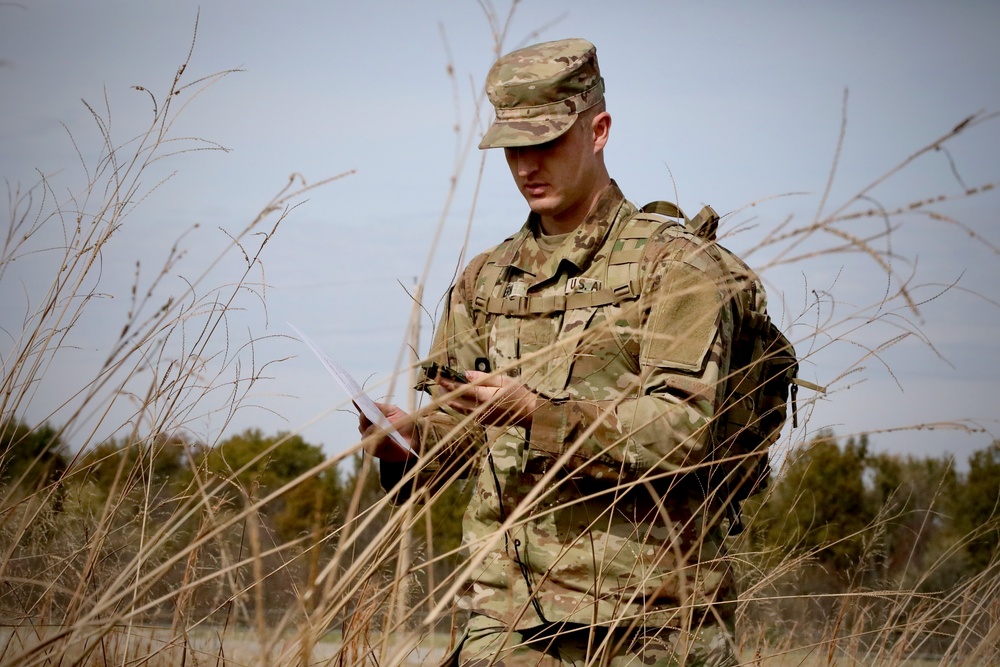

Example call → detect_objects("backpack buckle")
612 280 638 301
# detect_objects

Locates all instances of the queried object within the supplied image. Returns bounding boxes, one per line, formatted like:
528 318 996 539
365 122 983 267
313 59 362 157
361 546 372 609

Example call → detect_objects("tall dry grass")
2 6 999 667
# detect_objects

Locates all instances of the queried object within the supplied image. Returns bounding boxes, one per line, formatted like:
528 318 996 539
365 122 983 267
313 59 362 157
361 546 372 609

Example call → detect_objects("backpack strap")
470 241 514 331
640 200 720 241
469 214 663 323
462 250 492 328
689 205 720 240
470 202 724 324
604 212 673 310
466 204 713 332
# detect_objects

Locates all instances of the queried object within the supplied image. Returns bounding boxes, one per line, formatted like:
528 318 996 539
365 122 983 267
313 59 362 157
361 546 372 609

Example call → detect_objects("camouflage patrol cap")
479 38 605 150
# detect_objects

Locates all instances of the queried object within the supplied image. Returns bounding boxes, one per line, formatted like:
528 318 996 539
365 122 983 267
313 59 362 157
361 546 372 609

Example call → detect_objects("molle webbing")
471 213 674 324
476 282 639 317
471 201 722 324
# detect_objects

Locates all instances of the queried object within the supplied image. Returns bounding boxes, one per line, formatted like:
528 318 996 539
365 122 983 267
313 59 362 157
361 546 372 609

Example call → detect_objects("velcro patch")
640 265 720 372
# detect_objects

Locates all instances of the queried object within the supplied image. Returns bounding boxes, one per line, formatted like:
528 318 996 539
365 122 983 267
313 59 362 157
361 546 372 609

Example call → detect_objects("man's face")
503 114 605 232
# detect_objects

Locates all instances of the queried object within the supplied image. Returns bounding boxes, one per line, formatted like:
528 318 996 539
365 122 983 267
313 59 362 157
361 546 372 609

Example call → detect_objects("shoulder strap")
602 208 678 317
462 250 491 311
689 205 720 240
469 203 708 322
470 241 514 331
472 215 655 320
640 200 720 241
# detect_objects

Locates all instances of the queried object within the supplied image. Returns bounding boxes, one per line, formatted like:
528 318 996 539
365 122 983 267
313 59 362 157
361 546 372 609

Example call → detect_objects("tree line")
1 420 997 640
0 422 470 630
743 432 999 649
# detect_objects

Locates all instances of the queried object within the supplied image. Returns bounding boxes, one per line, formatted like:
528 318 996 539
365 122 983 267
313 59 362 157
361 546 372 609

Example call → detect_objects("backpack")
635 202 823 530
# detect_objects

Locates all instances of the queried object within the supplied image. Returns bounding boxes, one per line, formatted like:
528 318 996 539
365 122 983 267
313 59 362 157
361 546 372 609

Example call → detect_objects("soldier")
361 38 739 666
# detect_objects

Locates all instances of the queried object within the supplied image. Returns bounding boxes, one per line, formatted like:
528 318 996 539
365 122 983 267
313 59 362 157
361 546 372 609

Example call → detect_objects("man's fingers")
463 370 487 385
465 370 511 388
355 401 374 435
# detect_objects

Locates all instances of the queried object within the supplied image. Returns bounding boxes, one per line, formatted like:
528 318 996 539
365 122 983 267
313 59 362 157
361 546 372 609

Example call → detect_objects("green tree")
202 428 340 542
80 433 190 488
205 429 322 490
755 431 873 574
0 420 68 501
75 432 196 515
959 440 1000 571
867 451 963 589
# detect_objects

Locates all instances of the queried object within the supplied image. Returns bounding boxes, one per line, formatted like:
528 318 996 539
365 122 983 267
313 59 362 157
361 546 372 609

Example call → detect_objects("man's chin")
525 196 561 218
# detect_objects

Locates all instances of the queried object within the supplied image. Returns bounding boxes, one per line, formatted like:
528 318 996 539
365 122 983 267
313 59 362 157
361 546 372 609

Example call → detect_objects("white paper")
289 323 415 456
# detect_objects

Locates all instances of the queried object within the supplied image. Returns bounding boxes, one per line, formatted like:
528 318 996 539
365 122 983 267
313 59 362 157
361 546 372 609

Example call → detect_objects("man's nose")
512 147 539 176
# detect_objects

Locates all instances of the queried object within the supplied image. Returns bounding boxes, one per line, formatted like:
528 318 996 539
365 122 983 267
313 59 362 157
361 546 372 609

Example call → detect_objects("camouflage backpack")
634 202 821 529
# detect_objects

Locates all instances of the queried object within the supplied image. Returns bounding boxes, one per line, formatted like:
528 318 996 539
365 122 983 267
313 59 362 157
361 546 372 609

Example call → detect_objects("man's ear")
592 111 611 153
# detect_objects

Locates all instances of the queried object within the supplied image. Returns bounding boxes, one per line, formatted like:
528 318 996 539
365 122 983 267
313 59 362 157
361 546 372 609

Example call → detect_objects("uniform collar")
495 180 628 287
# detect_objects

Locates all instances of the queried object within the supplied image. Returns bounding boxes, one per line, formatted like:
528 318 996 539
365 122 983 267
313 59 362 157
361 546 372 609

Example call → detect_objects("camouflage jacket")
385 181 738 631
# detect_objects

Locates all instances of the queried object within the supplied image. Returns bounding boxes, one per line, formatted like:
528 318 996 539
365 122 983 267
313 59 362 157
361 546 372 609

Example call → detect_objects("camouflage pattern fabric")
459 613 737 667
385 181 741 637
479 38 605 149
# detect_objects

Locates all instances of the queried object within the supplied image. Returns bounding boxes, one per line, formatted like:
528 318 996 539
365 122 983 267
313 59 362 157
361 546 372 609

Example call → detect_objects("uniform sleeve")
527 241 735 485
380 258 490 498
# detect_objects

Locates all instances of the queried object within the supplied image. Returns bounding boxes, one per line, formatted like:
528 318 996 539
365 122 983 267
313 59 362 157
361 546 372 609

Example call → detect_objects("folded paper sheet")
289 323 415 457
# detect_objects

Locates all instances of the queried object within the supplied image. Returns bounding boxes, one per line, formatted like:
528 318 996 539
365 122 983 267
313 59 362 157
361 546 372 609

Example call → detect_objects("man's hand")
357 402 416 462
438 370 538 429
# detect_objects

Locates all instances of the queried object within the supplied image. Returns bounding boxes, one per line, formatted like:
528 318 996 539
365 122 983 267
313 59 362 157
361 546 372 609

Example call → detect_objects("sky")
1 0 998 468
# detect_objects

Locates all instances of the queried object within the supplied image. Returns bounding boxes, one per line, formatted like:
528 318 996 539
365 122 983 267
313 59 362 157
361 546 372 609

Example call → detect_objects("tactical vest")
464 201 817 516
467 208 664 401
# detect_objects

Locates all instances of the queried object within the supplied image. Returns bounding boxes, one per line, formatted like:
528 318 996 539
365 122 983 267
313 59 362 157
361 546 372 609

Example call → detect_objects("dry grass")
2 5 999 667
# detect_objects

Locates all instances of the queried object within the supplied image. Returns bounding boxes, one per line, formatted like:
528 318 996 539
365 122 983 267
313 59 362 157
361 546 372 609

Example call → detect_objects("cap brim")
478 115 578 150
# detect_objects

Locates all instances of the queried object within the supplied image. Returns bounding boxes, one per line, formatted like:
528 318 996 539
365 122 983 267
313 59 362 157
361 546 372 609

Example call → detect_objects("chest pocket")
546 305 599 393
486 283 594 400
483 281 620 400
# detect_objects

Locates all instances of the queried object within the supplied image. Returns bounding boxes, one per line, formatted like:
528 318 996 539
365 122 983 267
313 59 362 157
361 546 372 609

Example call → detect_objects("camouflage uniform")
383 39 738 666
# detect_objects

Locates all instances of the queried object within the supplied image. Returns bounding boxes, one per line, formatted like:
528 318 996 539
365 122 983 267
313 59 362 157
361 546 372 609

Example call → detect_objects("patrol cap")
479 38 605 150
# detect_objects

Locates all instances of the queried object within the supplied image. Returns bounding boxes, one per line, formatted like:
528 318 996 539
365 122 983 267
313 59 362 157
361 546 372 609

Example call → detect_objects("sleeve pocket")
639 264 721 373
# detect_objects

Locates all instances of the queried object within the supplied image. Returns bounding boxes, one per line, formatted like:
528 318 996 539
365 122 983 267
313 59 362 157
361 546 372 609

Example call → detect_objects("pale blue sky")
2 1 998 466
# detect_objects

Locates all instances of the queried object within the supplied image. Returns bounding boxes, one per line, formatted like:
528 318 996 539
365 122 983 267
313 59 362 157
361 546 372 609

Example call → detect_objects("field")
2 5 999 667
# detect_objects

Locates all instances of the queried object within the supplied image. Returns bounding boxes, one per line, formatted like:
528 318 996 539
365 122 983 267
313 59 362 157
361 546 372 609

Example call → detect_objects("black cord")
487 450 550 625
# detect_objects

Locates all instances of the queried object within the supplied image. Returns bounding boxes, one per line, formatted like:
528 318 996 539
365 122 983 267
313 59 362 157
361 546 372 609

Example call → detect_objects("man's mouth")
524 183 547 196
